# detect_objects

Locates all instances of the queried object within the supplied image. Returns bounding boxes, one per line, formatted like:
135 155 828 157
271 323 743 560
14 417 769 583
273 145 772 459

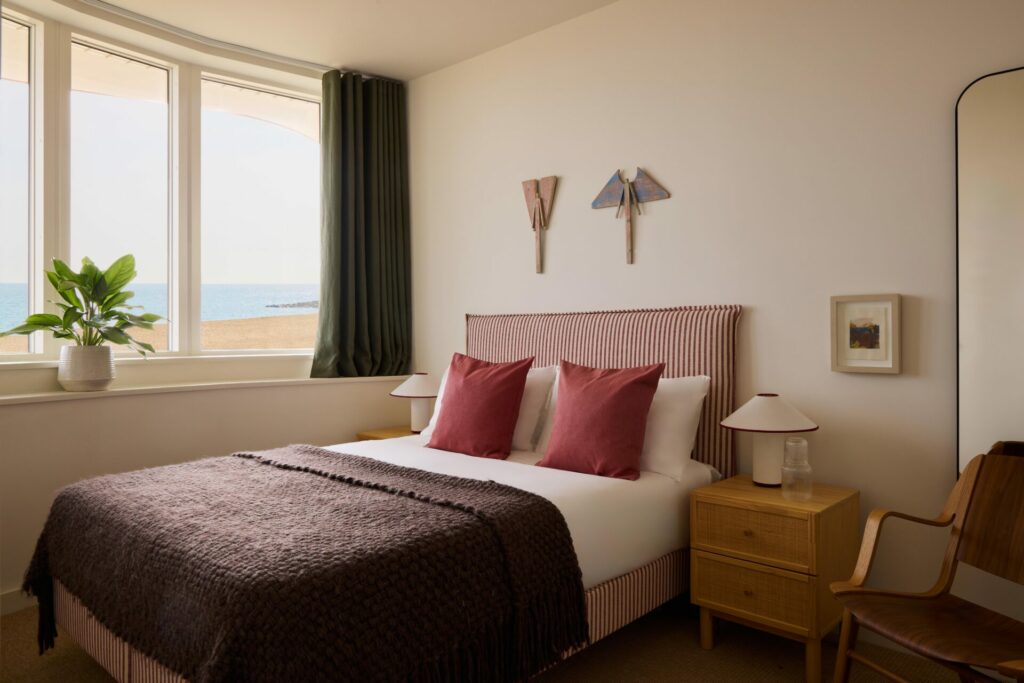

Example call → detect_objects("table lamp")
390 373 439 433
720 393 818 487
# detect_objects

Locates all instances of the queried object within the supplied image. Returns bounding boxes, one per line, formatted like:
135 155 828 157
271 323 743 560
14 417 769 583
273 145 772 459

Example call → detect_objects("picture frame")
830 294 901 374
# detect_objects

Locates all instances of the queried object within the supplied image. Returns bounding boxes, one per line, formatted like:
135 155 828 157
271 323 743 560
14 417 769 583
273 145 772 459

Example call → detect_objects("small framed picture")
831 294 901 374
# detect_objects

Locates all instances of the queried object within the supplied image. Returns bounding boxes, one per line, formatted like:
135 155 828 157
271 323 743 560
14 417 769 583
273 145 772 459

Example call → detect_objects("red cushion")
537 360 665 480
426 353 534 458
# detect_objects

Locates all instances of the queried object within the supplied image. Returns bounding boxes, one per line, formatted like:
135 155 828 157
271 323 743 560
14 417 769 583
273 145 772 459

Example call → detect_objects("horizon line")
0 282 320 286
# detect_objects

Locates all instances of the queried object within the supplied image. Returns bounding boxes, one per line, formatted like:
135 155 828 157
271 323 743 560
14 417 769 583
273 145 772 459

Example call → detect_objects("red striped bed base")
466 305 743 478
53 550 688 682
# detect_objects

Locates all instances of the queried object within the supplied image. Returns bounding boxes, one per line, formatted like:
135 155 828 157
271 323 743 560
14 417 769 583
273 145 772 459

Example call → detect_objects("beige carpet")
1 600 953 682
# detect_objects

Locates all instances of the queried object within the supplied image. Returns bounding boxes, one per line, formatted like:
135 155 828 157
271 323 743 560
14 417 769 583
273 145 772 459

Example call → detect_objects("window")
200 79 320 350
0 7 321 365
0 17 32 354
70 42 170 350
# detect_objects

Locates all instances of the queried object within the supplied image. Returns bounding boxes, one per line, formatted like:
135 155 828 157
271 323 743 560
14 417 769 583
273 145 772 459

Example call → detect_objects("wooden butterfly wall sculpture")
591 168 670 264
522 176 557 273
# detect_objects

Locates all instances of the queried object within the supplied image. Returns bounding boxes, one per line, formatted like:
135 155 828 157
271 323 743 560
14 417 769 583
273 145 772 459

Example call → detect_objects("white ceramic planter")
58 345 115 392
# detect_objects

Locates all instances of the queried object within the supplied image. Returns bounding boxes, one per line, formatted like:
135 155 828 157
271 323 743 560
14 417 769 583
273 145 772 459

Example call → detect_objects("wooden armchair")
830 451 1024 683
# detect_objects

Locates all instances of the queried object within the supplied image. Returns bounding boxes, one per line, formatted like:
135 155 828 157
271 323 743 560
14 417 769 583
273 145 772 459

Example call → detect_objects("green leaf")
115 313 154 330
98 327 132 345
48 273 83 309
62 308 83 329
25 313 63 327
133 340 156 354
89 272 109 302
102 290 134 312
102 255 136 294
52 259 81 284
120 313 159 326
80 261 102 301
0 323 56 336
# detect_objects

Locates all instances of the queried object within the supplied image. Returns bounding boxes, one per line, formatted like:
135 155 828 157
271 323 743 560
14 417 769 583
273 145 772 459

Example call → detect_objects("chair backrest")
955 453 1024 585
989 440 1024 456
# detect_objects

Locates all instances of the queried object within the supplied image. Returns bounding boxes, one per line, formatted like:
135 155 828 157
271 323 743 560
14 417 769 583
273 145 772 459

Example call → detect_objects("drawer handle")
743 589 754 597
742 529 754 537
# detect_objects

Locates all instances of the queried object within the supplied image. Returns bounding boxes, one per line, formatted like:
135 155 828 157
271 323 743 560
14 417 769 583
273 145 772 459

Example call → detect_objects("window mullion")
39 19 70 360
169 62 184 352
179 64 202 355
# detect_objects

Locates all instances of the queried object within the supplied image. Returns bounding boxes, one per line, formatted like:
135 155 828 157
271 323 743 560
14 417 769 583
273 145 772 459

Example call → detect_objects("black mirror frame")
954 65 1024 478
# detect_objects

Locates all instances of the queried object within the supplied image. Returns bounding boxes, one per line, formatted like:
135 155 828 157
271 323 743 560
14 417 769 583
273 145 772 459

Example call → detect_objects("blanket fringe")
22 536 57 654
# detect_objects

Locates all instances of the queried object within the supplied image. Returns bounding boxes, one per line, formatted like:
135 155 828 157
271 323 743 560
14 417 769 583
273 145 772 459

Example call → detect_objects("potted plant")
0 255 163 391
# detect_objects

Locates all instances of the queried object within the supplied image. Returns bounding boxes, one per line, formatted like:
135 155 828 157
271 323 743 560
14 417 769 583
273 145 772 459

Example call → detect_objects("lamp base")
752 433 785 487
410 398 432 433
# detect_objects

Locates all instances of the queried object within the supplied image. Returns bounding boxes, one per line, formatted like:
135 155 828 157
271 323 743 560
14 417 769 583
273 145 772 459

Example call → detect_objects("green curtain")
311 70 411 377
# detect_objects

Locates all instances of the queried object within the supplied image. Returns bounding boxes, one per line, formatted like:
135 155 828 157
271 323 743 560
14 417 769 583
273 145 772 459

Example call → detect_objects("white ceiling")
99 0 619 81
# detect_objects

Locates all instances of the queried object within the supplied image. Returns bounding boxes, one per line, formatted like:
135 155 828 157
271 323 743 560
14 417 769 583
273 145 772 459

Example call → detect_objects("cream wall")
0 379 407 613
408 0 1024 615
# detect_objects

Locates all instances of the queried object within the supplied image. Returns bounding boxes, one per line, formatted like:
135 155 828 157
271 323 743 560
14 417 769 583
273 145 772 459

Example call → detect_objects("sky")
0 70 320 287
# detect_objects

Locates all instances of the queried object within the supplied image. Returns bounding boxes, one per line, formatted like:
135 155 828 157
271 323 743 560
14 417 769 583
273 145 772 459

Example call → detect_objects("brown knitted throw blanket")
24 445 587 682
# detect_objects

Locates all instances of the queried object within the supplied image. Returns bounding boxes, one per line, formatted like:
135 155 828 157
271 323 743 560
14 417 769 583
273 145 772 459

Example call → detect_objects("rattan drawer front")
691 550 813 636
693 499 812 572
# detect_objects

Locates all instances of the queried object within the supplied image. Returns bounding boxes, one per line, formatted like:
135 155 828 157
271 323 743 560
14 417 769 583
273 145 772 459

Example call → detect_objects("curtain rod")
75 0 404 84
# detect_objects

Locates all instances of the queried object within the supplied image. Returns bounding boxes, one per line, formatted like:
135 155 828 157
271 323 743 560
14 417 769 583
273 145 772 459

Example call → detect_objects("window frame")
0 3 322 366
195 73 321 355
0 11 43 355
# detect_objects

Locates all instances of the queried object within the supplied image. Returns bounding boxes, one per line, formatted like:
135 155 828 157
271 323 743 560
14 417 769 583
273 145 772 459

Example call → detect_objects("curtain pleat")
311 71 411 378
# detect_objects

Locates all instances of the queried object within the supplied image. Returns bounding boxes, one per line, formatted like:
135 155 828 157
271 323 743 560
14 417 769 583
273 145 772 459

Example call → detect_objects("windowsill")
0 375 407 407
0 351 315 370
0 352 408 398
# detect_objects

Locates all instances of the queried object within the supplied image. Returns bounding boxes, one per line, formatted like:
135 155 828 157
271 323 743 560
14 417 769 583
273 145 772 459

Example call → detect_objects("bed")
42 305 742 682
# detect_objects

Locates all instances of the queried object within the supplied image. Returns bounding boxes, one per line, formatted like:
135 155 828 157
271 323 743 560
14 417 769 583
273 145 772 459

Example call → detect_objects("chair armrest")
832 507 956 594
996 660 1024 679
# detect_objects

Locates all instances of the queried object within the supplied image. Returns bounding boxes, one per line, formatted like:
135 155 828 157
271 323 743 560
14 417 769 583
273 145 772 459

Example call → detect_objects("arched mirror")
957 66 1024 471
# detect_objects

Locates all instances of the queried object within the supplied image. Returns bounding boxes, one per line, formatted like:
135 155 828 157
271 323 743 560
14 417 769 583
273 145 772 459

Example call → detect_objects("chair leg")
833 609 860 683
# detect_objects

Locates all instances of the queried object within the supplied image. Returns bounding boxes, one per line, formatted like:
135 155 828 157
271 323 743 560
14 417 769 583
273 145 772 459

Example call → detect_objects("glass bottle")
782 437 813 501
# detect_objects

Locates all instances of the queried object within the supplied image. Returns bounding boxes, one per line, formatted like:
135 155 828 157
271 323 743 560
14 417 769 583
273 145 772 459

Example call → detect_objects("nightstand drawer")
692 498 812 572
691 550 813 636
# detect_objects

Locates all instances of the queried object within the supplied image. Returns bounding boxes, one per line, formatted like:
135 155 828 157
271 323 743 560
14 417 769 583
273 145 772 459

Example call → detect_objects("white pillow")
534 367 560 455
639 375 710 481
536 372 710 481
420 364 557 452
512 365 557 450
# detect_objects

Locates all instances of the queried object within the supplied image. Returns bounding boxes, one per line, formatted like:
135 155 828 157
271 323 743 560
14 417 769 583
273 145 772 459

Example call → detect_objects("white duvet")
327 435 717 589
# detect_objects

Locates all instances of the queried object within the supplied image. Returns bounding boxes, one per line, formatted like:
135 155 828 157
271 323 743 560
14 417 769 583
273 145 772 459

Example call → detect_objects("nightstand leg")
805 637 821 683
699 607 714 649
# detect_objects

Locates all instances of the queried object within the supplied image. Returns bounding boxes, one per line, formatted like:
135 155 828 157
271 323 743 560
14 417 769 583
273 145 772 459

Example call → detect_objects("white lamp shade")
390 372 439 398
720 393 818 433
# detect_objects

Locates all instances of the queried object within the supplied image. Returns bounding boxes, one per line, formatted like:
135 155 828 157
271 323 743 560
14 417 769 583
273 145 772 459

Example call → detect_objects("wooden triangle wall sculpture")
592 168 670 264
522 176 558 273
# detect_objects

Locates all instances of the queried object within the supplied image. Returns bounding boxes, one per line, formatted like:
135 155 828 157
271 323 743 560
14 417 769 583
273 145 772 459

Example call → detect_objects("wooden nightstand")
690 475 859 683
355 426 414 441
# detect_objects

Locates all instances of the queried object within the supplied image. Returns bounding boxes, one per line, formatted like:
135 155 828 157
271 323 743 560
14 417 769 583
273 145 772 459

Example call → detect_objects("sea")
0 283 319 331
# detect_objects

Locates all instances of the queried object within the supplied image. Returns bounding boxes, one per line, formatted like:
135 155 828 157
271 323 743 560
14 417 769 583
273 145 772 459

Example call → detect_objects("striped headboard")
465 306 743 477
